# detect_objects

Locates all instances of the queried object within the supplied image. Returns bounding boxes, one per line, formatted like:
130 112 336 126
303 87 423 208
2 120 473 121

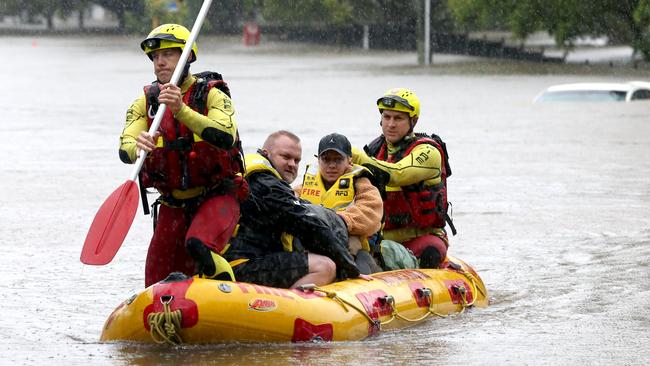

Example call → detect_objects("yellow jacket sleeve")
352 144 441 187
338 176 383 237
118 77 238 164
174 86 238 149
119 95 147 164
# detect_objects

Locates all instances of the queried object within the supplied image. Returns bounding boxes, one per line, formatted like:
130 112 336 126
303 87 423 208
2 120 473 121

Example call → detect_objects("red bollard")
243 22 260 46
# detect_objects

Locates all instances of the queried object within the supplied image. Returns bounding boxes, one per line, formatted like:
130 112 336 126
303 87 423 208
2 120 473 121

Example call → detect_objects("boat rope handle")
380 289 448 325
458 267 485 301
303 285 381 329
304 285 449 329
451 267 484 311
304 275 480 329
454 285 469 313
147 295 183 345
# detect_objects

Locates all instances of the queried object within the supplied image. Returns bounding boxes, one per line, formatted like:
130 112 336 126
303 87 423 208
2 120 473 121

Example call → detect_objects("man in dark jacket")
223 130 361 288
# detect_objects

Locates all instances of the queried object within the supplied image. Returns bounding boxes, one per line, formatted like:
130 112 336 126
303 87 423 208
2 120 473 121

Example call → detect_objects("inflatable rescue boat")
100 255 488 344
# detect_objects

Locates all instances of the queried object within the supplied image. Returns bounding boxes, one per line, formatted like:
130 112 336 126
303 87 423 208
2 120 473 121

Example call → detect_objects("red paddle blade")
81 180 140 265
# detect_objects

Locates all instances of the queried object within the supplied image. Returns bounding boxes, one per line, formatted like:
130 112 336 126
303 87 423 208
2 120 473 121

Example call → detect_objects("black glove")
186 238 217 278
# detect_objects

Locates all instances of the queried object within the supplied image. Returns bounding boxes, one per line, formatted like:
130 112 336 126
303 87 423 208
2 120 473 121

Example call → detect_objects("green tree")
117 0 247 34
258 0 453 33
59 0 92 28
258 0 420 26
260 0 354 25
93 0 145 30
121 0 187 33
0 0 95 29
448 0 650 60
0 0 56 28
634 0 650 58
204 0 250 32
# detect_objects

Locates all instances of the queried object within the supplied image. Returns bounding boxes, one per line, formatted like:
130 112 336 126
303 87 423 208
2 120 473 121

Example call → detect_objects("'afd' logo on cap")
248 298 278 312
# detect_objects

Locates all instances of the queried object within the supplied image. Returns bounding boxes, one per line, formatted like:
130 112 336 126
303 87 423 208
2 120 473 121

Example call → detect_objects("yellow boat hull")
100 256 488 343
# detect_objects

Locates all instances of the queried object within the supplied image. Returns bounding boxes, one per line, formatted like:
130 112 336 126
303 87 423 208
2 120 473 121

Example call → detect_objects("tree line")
2 0 650 60
0 1 440 32
448 0 650 60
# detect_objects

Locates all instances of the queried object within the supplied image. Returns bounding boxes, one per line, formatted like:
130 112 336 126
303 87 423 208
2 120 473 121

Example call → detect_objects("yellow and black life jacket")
243 152 283 180
300 163 369 209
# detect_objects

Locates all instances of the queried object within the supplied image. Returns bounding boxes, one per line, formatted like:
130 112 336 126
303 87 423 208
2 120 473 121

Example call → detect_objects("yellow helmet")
377 88 420 118
140 24 197 62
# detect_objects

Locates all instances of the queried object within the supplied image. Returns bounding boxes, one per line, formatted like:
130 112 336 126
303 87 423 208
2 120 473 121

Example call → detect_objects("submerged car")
534 81 650 102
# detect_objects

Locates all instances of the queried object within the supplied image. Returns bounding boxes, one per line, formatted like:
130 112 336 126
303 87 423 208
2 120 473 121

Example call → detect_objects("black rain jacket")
224 170 360 279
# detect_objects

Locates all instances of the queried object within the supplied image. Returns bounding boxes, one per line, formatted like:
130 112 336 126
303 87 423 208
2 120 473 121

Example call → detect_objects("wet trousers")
402 233 448 267
144 194 239 287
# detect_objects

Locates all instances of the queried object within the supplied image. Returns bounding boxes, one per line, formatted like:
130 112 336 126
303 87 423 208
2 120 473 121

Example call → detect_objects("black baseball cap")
318 133 352 157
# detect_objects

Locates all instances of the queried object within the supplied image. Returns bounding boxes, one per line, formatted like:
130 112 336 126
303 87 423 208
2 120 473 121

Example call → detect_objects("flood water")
1 35 649 365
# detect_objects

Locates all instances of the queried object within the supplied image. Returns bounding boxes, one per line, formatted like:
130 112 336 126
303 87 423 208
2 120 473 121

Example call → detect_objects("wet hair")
263 130 301 150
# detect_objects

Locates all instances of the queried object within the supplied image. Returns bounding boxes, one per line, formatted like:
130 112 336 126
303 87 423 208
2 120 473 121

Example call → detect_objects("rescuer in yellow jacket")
352 88 455 268
299 133 384 274
118 24 245 287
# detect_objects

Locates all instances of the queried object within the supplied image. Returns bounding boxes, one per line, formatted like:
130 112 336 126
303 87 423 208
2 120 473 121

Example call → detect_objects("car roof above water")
535 81 650 102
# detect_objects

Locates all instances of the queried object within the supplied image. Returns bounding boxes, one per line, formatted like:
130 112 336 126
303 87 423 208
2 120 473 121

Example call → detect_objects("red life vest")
139 74 243 195
365 134 455 234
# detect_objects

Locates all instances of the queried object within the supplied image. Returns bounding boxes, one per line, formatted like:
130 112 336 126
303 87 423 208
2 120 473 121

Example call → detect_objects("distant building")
0 4 119 31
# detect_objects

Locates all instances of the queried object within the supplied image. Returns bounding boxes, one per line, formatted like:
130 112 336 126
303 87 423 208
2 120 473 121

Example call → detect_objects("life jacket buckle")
165 137 192 152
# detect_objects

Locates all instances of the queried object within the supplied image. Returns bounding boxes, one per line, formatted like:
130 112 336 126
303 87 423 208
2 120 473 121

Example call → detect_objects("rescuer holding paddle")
119 24 246 287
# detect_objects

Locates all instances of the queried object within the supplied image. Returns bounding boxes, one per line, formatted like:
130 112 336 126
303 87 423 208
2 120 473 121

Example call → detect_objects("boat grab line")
147 295 184 345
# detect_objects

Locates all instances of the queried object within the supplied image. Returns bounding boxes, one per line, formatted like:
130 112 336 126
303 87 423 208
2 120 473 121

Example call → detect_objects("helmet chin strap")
407 117 416 134
177 64 191 86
